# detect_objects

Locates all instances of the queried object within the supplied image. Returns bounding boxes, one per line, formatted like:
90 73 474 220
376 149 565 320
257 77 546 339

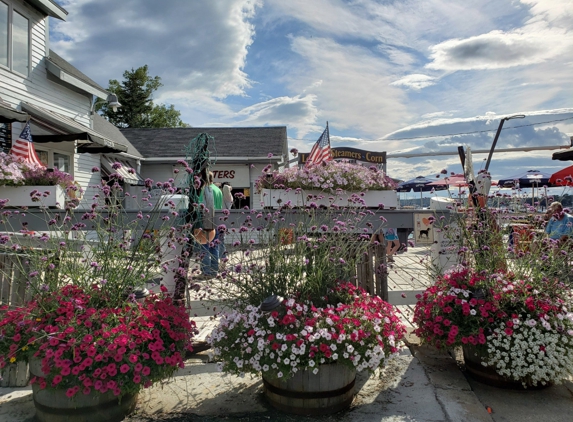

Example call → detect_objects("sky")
50 0 573 192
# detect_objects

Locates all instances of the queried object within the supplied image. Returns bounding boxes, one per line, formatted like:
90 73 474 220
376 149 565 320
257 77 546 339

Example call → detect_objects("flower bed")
413 266 573 387
255 160 396 193
260 188 398 208
0 152 80 208
0 284 195 399
209 283 405 380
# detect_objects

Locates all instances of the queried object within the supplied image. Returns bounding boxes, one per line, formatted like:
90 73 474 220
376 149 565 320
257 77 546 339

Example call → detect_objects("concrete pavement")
1 322 572 421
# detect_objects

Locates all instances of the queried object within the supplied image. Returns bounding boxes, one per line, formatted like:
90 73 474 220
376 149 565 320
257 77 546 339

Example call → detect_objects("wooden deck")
386 245 432 328
185 244 434 330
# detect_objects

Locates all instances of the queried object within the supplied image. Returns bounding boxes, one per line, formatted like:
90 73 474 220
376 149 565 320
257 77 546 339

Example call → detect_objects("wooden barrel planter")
29 359 138 422
462 345 552 390
262 364 356 415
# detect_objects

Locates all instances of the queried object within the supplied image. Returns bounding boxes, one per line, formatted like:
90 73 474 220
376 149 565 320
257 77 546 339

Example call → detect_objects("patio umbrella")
498 170 553 208
396 176 447 207
497 170 553 188
549 165 573 186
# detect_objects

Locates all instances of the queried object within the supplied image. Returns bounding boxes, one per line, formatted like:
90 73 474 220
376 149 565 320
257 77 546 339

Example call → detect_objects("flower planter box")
261 188 398 209
0 185 66 209
263 364 356 415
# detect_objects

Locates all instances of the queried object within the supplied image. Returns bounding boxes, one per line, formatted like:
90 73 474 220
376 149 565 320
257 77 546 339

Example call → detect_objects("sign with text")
210 165 250 187
298 147 386 165
0 123 11 153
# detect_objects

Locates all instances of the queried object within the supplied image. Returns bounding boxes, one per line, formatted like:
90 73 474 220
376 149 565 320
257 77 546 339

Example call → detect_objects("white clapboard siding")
74 153 101 210
0 1 91 127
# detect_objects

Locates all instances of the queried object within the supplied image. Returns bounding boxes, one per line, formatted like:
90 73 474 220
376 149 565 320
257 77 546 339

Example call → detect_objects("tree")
97 65 189 128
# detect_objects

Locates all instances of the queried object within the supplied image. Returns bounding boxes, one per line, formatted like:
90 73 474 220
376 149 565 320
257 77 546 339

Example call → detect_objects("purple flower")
111 162 122 170
91 166 100 173
267 153 274 158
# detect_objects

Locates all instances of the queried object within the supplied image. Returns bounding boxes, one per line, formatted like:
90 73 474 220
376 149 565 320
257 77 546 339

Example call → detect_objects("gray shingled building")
120 126 289 208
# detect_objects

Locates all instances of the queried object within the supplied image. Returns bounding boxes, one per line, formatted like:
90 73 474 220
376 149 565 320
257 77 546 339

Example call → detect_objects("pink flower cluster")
209 283 406 379
414 266 572 349
0 285 195 398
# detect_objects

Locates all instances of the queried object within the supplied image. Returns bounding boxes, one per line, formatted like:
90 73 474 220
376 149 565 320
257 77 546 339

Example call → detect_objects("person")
221 182 233 210
196 172 223 278
383 228 400 262
544 201 573 244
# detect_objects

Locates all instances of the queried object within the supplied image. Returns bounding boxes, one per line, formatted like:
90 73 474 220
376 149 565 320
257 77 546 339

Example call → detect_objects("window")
35 149 71 174
0 2 7 67
53 152 70 173
36 149 48 167
12 10 28 75
0 1 30 75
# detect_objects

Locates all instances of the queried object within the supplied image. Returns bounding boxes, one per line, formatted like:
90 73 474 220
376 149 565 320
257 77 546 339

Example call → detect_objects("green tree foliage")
97 65 189 128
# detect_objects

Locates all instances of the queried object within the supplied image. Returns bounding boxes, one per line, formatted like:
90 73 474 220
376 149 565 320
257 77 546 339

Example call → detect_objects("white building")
0 0 141 209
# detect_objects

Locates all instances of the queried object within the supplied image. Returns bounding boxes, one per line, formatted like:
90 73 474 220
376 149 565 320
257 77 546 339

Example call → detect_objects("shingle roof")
48 50 107 94
120 127 288 159
92 114 143 158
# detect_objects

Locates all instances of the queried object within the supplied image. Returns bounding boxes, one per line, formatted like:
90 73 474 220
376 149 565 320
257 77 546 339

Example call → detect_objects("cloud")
52 0 260 99
427 28 571 71
285 36 412 137
235 95 318 132
383 109 573 141
426 1 573 72
390 74 437 90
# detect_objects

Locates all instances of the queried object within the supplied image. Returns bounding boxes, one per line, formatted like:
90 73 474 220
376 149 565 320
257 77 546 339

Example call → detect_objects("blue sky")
51 0 573 185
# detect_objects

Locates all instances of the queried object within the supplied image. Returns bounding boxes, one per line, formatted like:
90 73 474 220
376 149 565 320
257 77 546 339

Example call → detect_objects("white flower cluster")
483 316 573 387
207 300 402 379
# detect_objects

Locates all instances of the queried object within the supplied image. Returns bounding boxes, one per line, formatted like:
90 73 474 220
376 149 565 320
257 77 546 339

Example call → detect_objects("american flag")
10 122 45 168
305 123 332 167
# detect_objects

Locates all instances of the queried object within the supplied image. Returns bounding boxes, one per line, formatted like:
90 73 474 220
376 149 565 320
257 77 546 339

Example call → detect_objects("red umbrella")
549 165 573 186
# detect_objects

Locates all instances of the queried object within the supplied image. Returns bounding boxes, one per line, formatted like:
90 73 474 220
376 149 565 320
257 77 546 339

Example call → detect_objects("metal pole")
484 119 506 172
484 115 525 172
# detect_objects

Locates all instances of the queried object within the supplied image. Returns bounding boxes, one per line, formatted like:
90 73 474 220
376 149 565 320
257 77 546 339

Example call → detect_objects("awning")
0 104 29 123
552 148 573 161
21 103 127 154
100 155 144 186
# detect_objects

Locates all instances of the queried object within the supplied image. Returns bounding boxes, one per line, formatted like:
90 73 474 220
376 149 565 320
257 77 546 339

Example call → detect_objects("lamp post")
484 115 525 172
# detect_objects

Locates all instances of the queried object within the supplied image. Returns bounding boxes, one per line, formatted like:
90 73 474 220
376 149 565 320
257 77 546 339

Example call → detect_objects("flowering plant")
414 266 573 386
0 284 194 398
255 160 396 193
208 283 405 379
0 152 81 204
0 167 197 397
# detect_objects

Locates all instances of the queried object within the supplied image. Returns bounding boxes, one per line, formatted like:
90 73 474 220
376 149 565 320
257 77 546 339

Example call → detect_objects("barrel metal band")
32 393 135 415
263 377 355 399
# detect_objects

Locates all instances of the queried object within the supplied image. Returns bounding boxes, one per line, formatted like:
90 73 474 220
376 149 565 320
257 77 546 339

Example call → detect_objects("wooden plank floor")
386 245 433 328
184 245 435 328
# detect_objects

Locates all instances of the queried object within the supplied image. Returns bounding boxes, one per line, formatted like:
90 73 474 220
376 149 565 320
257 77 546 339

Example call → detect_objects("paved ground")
4 333 572 422
2 246 573 421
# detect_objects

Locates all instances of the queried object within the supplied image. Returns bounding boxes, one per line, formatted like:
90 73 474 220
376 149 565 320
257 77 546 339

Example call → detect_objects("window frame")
35 147 73 176
0 0 31 76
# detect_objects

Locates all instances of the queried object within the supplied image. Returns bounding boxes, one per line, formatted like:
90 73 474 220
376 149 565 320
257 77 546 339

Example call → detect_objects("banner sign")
298 147 386 165
0 123 11 153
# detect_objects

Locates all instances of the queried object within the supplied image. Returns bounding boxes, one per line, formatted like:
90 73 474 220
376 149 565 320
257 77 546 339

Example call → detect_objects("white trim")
46 60 108 99
25 0 67 21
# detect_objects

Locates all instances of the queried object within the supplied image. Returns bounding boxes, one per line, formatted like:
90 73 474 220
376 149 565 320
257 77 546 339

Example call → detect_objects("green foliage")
97 65 188 128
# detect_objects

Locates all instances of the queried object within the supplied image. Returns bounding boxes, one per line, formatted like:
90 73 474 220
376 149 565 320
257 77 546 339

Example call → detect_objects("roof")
47 50 108 98
21 102 127 154
92 114 143 158
120 126 288 160
25 0 68 20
